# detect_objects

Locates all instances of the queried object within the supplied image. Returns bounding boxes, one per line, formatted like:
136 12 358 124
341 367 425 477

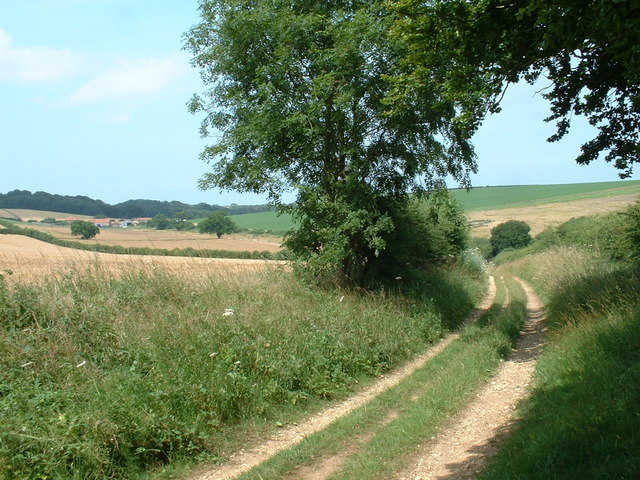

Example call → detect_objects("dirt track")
395 278 545 480
185 275 546 480
186 277 498 480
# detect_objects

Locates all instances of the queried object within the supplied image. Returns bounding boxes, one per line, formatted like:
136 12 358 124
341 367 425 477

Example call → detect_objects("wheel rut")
186 276 497 480
394 277 546 480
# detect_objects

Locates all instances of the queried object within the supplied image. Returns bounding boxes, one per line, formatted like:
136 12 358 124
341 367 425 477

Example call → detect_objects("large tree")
198 211 238 238
70 220 100 240
391 0 640 177
185 0 477 283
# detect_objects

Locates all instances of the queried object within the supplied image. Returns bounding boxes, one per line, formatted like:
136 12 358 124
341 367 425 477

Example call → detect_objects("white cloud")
0 28 83 83
69 55 188 104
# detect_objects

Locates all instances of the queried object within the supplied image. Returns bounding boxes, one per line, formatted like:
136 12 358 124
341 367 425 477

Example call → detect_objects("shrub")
619 200 640 263
490 220 532 256
367 192 470 283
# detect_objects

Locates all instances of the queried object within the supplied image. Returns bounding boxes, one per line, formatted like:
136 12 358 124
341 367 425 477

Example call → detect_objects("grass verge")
0 262 483 480
480 248 640 479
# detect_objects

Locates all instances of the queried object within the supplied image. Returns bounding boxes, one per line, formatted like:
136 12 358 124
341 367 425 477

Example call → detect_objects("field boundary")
0 219 288 261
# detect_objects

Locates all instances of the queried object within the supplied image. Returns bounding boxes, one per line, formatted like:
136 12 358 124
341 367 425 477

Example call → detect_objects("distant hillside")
0 190 271 219
452 180 640 211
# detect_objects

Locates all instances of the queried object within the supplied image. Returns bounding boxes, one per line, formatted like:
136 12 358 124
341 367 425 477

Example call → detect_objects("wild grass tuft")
0 262 483 479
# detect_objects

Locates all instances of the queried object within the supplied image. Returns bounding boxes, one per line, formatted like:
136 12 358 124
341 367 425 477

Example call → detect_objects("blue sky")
1 1 636 206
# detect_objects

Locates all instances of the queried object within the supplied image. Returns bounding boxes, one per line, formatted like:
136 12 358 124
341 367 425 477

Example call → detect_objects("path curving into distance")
395 277 546 480
187 277 497 480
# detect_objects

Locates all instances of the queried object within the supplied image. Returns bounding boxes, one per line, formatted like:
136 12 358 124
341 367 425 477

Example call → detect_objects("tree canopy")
70 220 100 240
198 211 238 238
391 0 640 177
0 189 270 219
185 0 478 283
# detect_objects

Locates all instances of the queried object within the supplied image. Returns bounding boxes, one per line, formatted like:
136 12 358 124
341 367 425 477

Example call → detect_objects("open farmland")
467 192 639 237
230 187 640 239
452 179 640 211
13 223 282 252
230 210 297 234
226 180 640 238
0 234 285 283
0 208 92 222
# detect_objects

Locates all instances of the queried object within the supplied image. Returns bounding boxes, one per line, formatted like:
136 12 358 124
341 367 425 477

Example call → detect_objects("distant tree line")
0 190 271 218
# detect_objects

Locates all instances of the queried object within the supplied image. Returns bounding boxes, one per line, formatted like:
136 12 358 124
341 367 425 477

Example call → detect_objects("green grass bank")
480 246 640 479
0 262 484 480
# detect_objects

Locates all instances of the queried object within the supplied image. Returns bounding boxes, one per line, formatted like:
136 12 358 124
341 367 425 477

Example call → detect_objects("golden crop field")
0 208 92 222
18 223 283 252
0 234 286 283
1 190 638 283
467 192 639 237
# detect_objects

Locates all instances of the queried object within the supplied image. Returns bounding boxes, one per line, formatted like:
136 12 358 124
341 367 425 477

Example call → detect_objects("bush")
620 200 640 263
366 192 470 283
490 220 532 256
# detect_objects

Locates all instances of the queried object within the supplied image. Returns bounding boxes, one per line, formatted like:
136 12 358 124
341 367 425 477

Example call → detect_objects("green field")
231 211 297 233
452 180 640 211
229 180 640 232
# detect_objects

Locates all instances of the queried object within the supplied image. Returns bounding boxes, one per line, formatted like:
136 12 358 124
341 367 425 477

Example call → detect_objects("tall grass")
481 247 640 479
0 262 483 479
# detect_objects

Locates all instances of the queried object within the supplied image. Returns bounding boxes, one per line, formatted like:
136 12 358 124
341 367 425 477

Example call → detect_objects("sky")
1 1 637 207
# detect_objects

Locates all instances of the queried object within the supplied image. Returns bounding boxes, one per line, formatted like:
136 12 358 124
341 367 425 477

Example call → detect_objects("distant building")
90 219 111 227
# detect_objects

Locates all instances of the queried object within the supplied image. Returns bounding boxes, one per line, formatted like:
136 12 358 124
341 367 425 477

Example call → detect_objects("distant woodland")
0 190 270 218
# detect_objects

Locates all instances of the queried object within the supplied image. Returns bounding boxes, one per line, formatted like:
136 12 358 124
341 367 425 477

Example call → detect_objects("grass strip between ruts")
233 276 527 480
